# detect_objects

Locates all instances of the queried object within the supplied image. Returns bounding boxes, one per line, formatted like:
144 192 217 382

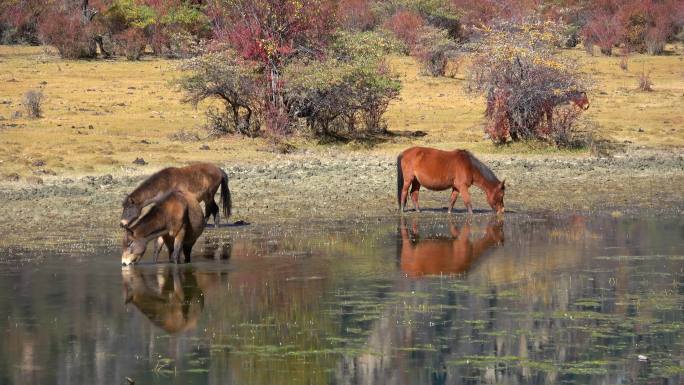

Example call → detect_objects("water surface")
1 214 683 385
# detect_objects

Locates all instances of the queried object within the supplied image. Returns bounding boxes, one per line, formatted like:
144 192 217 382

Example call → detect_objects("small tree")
210 0 338 129
467 20 590 146
178 48 263 136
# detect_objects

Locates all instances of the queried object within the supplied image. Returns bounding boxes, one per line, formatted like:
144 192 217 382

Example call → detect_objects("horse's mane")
463 151 499 184
128 167 175 201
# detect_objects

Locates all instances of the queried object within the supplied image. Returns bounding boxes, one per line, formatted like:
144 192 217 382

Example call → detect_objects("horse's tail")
396 154 404 210
220 168 232 219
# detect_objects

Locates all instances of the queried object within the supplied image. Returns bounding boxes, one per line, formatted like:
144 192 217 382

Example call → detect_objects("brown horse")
121 190 206 265
121 162 231 228
399 217 504 278
397 147 505 215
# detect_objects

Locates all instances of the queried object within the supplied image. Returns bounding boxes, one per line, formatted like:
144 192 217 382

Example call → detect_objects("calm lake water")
1 214 683 385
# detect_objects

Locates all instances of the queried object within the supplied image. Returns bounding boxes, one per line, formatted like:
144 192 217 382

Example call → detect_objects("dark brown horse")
121 190 206 265
399 217 504 278
397 147 505 215
121 162 231 228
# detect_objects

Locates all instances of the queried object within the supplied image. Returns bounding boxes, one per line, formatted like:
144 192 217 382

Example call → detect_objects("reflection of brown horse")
399 217 504 278
397 147 505 214
122 266 221 334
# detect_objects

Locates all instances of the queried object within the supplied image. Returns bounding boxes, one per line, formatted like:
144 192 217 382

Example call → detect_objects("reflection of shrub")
23 89 44 118
413 26 459 77
468 20 589 146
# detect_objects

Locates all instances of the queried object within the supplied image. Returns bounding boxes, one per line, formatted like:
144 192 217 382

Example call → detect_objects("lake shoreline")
1 146 682 249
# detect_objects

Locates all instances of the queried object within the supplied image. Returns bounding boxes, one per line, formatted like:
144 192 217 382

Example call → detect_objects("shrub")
582 0 682 56
23 89 44 118
284 32 401 136
581 10 623 55
339 0 377 31
384 10 424 51
413 26 460 77
178 48 263 136
638 70 653 92
37 8 97 59
467 19 590 146
113 28 146 60
619 55 629 71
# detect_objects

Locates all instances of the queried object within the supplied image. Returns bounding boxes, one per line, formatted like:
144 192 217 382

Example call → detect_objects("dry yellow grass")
0 44 682 178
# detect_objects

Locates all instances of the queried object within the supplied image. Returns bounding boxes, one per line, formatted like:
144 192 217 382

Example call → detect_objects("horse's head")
570 91 590 110
486 180 506 215
121 195 140 227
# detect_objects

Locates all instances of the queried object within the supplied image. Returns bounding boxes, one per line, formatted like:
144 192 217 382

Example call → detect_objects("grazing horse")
121 163 231 228
399 217 504 277
397 147 505 215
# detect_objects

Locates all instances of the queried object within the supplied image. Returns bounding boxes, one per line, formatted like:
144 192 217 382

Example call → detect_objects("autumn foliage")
468 20 589 146
581 0 683 55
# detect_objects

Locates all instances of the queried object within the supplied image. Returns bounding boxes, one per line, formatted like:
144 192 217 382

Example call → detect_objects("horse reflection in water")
121 244 229 334
399 216 504 278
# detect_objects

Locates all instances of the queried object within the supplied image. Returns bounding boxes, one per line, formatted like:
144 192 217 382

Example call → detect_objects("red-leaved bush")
582 0 682 55
339 0 376 31
384 10 424 51
37 8 97 59
113 28 147 60
581 10 623 55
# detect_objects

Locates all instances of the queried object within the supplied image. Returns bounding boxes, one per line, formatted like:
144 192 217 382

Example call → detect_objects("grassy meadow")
0 43 682 179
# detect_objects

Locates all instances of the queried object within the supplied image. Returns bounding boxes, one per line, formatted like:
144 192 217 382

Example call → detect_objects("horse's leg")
182 244 193 264
206 199 219 227
459 186 473 215
171 228 186 264
447 189 460 214
410 180 421 212
152 236 164 263
400 178 413 212
164 237 174 262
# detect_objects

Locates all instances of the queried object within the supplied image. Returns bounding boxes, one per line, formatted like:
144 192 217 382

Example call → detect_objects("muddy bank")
0 148 682 248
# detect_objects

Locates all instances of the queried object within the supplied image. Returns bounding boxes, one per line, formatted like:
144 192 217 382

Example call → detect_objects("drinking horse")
397 147 505 214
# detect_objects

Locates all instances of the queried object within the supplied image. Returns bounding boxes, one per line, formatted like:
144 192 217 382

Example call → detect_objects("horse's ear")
500 179 506 190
